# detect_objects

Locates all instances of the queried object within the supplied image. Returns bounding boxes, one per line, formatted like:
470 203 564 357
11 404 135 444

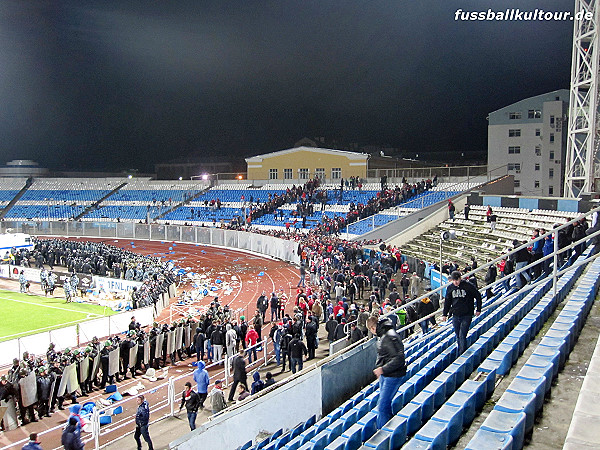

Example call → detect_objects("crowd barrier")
0 306 154 367
0 220 301 265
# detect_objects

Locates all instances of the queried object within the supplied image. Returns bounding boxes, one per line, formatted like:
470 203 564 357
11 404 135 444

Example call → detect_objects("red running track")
0 238 300 450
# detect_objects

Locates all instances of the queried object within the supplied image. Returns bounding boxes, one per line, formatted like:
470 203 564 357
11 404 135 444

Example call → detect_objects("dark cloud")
0 0 574 171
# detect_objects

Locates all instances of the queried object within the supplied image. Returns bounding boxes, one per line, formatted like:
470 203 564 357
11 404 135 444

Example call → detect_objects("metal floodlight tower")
564 0 600 197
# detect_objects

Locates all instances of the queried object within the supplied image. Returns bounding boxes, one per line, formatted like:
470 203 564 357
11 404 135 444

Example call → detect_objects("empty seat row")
468 246 598 450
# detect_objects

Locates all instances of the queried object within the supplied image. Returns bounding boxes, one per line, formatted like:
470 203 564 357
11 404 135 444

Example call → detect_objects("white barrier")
0 221 301 266
0 306 154 367
93 276 143 293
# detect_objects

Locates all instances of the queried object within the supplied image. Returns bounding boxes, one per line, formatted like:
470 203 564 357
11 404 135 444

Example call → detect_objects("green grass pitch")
0 289 117 342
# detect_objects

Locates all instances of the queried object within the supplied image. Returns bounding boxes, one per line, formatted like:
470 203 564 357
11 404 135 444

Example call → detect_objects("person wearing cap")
209 380 227 415
21 432 42 450
179 381 200 431
367 315 406 429
61 417 84 450
442 271 482 356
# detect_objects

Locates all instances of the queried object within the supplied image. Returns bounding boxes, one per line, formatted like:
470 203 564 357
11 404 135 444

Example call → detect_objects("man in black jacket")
289 334 307 374
442 271 482 356
134 395 153 450
179 382 200 431
227 349 248 402
305 316 318 360
367 316 406 429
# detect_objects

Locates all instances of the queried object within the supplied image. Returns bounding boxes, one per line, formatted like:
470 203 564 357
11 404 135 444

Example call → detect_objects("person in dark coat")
178 382 200 431
348 323 364 344
304 316 318 360
227 349 248 402
367 316 406 429
62 417 84 450
134 395 154 450
325 315 337 343
484 263 497 299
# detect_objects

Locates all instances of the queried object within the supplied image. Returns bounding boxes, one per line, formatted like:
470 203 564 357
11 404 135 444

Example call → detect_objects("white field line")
0 294 104 316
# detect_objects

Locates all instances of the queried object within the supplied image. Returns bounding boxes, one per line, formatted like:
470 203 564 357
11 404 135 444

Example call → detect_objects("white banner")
93 276 142 293
0 265 10 278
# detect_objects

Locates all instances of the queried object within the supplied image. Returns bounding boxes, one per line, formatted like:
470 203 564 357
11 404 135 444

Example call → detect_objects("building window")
269 168 278 180
509 129 521 137
549 168 554 179
299 168 309 180
549 150 555 160
528 109 541 119
535 163 540 171
284 168 293 179
534 180 540 188
508 146 521 154
549 186 554 195
331 168 342 179
550 115 555 125
514 179 520 187
509 112 522 119
508 163 521 171
535 145 542 156
315 168 325 179
550 133 555 143
535 129 541 136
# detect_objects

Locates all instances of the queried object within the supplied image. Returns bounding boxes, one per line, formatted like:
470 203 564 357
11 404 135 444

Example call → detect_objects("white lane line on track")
0 295 103 316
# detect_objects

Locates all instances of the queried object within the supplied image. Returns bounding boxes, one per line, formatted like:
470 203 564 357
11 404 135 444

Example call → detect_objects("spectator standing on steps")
367 316 406 429
442 271 482 356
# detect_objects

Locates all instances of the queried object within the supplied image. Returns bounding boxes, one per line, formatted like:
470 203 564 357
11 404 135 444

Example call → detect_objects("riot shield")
79 358 89 383
129 344 138 368
108 348 120 376
18 372 38 407
143 341 150 364
154 334 164 359
91 353 101 379
175 326 183 350
167 330 176 354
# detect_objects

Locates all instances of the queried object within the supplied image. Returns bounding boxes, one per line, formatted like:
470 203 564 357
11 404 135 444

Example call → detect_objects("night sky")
0 0 574 172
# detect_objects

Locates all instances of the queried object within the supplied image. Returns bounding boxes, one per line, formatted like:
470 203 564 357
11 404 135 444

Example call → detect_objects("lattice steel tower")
564 0 600 197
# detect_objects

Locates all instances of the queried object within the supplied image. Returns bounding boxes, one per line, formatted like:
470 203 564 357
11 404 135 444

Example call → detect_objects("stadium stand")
240 243 595 450
401 205 579 280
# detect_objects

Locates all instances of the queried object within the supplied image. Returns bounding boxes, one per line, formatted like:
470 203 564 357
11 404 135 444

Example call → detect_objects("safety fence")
0 307 155 367
1 336 276 450
0 221 301 266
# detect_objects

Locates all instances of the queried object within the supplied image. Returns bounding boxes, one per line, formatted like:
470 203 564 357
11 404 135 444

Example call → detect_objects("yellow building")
245 146 369 183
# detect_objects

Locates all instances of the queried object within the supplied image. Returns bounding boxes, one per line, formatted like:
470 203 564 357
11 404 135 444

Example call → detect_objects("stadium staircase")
236 245 597 450
0 176 33 220
401 205 579 282
73 181 129 221
152 185 211 221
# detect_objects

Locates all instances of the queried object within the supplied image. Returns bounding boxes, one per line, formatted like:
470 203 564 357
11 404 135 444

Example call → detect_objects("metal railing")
2 336 275 450
330 205 600 353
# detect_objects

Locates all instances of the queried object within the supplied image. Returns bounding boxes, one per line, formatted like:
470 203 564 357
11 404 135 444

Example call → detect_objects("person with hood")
62 417 84 450
442 271 482 356
366 316 406 429
417 295 435 334
192 361 209 409
179 381 200 431
134 395 154 450
251 371 264 395
225 324 237 359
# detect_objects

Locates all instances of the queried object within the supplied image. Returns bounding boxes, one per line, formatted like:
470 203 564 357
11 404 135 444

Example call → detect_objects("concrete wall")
359 192 469 247
171 367 323 449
